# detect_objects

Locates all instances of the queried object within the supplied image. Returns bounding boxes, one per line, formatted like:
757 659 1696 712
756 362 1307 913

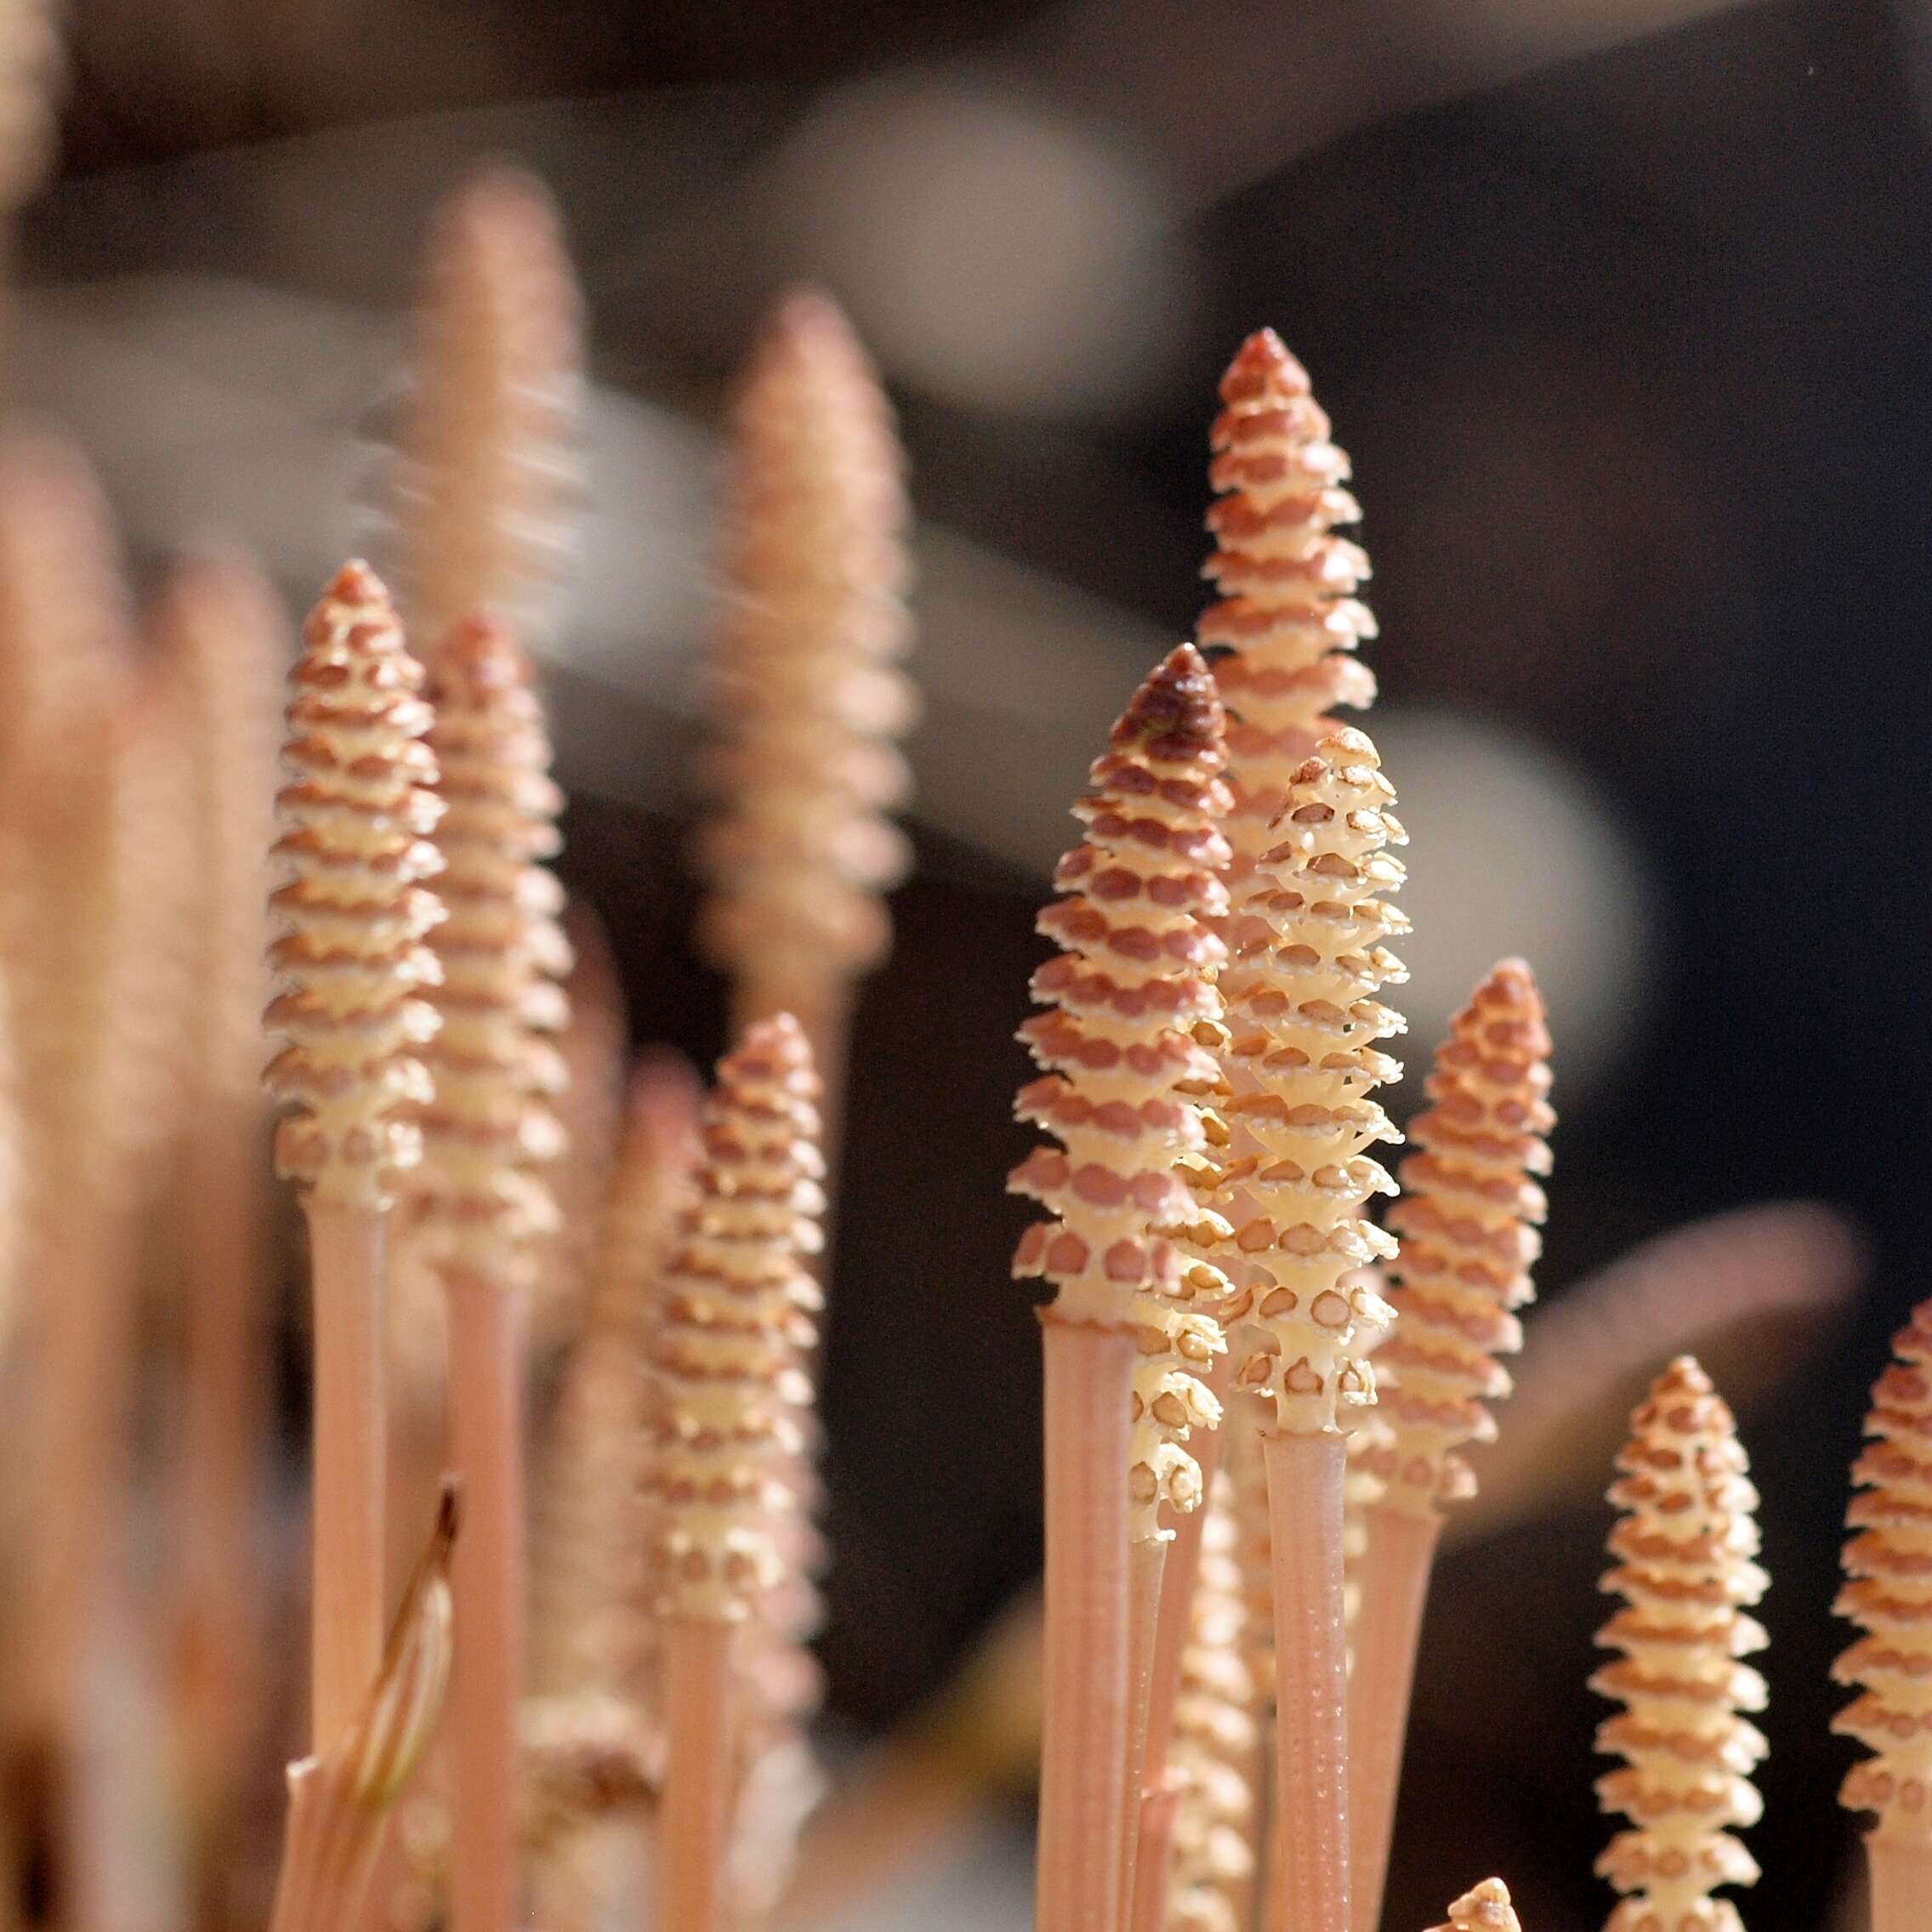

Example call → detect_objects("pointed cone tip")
1220 327 1310 401
438 159 564 253
770 283 858 346
1113 643 1225 764
737 1009 814 1064
1232 327 1289 367
757 284 882 397
1653 1354 1713 1399
1319 721 1378 761
429 611 531 692
318 558 392 609
722 1014 823 1106
452 157 557 214
1438 1878 1520 1932
1475 956 1545 1014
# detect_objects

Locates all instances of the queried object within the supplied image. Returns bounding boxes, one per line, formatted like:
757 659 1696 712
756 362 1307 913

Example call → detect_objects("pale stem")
1037 1314 1136 1932
1867 1835 1932 1932
22 1205 143 1724
660 1615 739 1932
1344 1505 1440 1932
175 1101 271 1831
17 1200 143 1926
306 1202 389 1753
1128 1781 1183 1932
386 1378 448 1624
1262 1429 1351 1932
1118 1536 1169 1916
1247 1709 1276 1932
444 1269 526 1932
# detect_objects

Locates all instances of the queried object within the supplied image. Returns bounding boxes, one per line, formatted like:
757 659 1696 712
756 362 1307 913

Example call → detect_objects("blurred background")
18 0 1932 1926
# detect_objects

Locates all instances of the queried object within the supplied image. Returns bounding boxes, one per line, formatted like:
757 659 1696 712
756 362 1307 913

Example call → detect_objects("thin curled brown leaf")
267 1483 459 1932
